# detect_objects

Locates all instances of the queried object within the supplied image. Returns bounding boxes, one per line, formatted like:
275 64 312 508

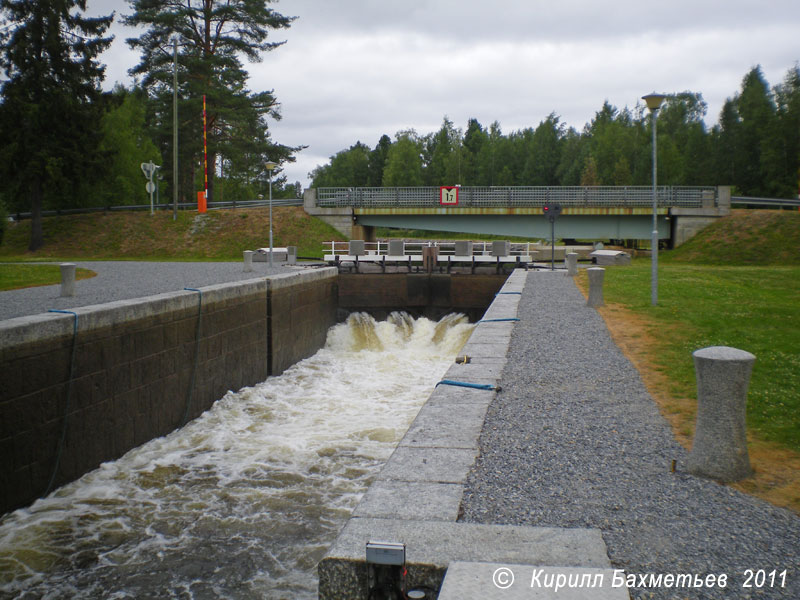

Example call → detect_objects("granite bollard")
687 346 755 481
243 250 254 272
60 263 76 297
566 252 578 276
587 267 604 307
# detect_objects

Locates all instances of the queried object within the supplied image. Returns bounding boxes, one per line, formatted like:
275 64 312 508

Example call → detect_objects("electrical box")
366 541 406 566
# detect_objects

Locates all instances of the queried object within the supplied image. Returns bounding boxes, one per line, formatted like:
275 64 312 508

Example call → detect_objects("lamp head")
642 92 667 111
264 161 278 172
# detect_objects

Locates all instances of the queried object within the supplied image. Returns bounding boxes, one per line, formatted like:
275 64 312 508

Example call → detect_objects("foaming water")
0 313 472 599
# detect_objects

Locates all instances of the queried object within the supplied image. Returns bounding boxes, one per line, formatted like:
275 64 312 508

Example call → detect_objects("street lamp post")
265 161 278 268
642 92 666 306
172 35 179 221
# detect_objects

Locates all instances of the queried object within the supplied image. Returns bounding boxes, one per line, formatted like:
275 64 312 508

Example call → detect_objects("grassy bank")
0 264 96 291
0 207 346 261
577 260 800 511
590 262 799 447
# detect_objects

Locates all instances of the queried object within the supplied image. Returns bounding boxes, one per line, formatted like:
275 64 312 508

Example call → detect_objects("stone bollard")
687 346 755 481
566 252 578 276
60 263 76 297
586 267 604 307
243 250 254 272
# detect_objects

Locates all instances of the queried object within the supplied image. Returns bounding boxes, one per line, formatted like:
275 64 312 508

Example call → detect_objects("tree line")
310 65 800 200
0 0 299 251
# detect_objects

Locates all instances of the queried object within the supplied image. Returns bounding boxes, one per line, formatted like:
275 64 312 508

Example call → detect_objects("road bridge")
303 185 731 246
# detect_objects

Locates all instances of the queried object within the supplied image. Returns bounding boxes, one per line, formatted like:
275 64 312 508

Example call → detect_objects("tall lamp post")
172 34 180 221
265 161 278 268
642 92 666 306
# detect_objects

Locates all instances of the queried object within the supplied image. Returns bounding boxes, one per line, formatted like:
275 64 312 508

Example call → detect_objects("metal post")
172 37 179 222
651 107 659 306
643 92 666 306
550 218 555 271
269 169 274 268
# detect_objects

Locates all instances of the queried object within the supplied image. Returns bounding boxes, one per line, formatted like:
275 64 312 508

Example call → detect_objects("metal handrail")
324 240 540 257
10 198 303 221
316 186 716 208
731 196 800 207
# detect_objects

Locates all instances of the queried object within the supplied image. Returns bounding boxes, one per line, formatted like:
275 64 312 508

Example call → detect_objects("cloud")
85 0 800 187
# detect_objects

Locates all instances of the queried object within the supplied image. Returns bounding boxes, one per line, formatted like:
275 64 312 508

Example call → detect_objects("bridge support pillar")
351 223 375 242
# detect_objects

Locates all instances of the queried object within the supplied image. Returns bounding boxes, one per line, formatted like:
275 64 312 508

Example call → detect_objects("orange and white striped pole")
200 94 208 213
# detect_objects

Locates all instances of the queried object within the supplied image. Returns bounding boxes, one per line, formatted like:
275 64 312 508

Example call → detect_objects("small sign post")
141 161 158 215
439 186 459 206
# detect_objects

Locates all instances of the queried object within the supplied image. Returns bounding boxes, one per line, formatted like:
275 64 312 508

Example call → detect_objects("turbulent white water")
0 313 472 600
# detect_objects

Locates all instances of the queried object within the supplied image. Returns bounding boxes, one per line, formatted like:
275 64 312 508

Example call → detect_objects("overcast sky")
92 0 800 188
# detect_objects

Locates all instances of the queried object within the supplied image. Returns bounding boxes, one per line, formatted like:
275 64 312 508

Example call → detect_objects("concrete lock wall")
0 269 338 515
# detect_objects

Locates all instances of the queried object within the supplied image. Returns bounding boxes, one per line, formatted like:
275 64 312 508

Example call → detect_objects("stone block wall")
0 269 338 515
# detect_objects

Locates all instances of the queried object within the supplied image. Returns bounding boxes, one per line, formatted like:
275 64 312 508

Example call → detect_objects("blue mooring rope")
436 379 498 391
476 317 520 323
44 310 79 497
182 288 203 426
495 291 522 295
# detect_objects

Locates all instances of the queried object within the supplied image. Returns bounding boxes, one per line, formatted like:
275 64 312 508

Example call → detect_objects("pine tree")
125 0 296 202
0 0 113 250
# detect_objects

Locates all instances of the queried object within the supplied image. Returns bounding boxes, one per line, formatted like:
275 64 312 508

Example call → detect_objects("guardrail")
316 186 717 208
9 198 303 221
731 196 800 208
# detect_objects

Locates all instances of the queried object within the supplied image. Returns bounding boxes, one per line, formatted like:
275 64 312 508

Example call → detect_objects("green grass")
664 209 800 265
601 260 800 449
0 207 345 262
0 264 96 291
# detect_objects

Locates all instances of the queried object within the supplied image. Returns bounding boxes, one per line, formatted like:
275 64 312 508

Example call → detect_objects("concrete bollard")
243 250 254 272
566 252 578 276
60 263 76 297
586 267 604 307
687 346 755 481
287 246 297 265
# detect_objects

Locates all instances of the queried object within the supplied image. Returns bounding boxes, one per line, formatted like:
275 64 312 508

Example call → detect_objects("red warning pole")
201 94 208 212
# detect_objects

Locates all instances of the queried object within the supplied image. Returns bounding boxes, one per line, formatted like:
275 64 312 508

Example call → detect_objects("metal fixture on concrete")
366 541 406 598
643 92 667 305
265 161 278 267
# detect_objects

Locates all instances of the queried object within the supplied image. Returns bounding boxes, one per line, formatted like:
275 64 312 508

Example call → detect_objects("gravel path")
0 261 295 321
460 270 799 600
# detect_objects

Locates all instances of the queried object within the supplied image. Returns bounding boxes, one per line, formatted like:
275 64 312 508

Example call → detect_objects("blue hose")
476 317 520 323
436 379 497 391
182 288 203 426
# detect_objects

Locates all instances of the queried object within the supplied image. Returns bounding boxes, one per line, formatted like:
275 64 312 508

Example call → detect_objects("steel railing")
323 240 537 257
316 186 717 208
731 196 800 208
9 198 303 221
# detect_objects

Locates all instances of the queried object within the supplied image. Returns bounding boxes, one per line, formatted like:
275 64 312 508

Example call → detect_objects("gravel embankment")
460 271 799 600
0 261 296 321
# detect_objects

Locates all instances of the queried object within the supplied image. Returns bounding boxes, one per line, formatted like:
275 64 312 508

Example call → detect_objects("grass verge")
0 207 345 262
576 261 800 513
0 264 96 291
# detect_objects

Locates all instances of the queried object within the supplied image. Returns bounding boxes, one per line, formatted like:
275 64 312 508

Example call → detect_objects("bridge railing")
316 186 716 208
323 240 537 257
